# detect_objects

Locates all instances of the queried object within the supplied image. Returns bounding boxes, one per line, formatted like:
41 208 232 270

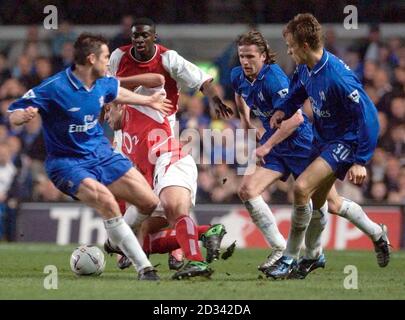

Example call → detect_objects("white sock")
104 216 152 272
285 203 312 259
124 205 149 233
245 196 286 250
338 198 382 241
304 201 328 259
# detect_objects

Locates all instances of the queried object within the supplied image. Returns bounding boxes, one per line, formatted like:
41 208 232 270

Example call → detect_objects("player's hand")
23 107 38 122
270 110 285 129
254 144 272 164
348 164 367 185
149 91 172 116
212 96 233 119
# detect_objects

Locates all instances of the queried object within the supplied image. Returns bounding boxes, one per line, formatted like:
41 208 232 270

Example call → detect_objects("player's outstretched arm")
256 110 304 160
9 107 39 126
118 73 165 90
201 80 233 119
115 87 172 115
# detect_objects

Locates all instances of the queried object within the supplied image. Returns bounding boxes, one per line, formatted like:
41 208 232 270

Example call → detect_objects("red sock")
142 229 179 254
174 215 204 261
142 224 211 255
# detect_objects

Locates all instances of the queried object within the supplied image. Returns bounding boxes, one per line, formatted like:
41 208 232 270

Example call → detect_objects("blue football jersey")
275 49 379 165
231 64 312 153
8 67 119 157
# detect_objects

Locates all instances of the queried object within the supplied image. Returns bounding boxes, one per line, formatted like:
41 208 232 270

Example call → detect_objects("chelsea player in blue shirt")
8 33 173 281
231 30 314 271
267 14 390 279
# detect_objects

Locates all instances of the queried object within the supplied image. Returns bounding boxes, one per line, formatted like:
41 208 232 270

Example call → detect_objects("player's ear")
88 53 97 65
154 33 158 42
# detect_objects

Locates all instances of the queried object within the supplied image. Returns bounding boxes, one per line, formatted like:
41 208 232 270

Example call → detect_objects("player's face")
238 45 266 80
285 33 307 65
131 25 156 59
104 103 123 130
92 44 110 77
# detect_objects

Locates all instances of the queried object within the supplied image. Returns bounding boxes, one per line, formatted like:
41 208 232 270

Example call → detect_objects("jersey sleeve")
8 79 53 113
108 48 125 77
161 50 212 91
274 66 308 118
104 76 120 103
333 76 379 165
267 69 290 110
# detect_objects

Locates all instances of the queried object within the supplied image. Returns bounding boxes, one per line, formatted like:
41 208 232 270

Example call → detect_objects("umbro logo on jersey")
277 88 289 98
68 107 81 112
22 89 36 100
348 90 360 103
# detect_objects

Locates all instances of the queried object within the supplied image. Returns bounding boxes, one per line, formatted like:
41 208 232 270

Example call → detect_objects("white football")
70 245 106 276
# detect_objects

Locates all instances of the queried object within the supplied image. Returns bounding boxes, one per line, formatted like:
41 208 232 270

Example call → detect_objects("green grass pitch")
1 243 404 300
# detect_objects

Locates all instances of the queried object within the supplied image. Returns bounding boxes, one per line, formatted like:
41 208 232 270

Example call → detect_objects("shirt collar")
308 49 329 76
66 66 94 91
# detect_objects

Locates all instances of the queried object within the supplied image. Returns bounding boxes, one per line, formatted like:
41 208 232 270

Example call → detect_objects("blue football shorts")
45 144 132 199
261 144 313 181
310 140 357 180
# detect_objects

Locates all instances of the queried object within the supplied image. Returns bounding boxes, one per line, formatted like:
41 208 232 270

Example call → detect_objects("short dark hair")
131 17 156 30
73 33 108 65
283 13 323 50
237 30 276 64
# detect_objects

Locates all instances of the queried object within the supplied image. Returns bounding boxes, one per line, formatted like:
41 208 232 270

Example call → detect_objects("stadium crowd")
0 22 404 241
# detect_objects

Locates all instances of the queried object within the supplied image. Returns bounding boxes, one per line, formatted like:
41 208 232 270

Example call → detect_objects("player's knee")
162 200 186 224
294 180 310 200
137 199 158 216
327 197 341 215
98 195 120 218
238 184 256 201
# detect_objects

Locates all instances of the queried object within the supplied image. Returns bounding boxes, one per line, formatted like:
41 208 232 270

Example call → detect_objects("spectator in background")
369 148 388 183
50 20 76 56
34 56 53 82
0 143 16 240
344 47 363 81
387 125 405 163
13 55 36 89
7 25 50 68
53 41 74 70
370 181 389 203
360 24 381 62
0 52 11 84
324 28 344 58
109 15 134 51
388 168 405 204
0 79 26 101
385 156 401 192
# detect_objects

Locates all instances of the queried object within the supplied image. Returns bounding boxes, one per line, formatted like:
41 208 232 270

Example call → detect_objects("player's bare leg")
238 166 286 271
77 177 158 280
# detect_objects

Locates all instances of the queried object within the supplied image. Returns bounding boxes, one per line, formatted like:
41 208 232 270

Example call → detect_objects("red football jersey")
118 87 186 187
109 44 212 115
